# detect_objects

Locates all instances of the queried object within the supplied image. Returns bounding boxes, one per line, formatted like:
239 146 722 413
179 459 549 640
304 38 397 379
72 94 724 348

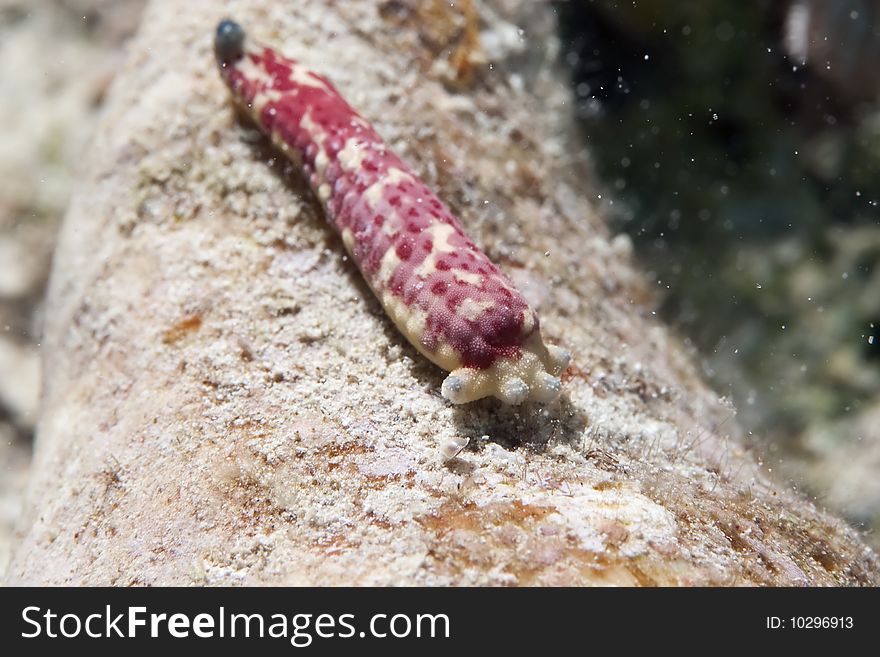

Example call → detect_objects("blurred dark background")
556 0 880 544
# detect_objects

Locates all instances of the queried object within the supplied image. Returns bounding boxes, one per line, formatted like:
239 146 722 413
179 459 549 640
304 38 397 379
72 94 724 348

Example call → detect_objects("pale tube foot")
441 337 568 404
547 345 571 375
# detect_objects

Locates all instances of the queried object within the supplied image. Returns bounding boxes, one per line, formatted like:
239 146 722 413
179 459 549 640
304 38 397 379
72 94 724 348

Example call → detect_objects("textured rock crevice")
6 0 877 585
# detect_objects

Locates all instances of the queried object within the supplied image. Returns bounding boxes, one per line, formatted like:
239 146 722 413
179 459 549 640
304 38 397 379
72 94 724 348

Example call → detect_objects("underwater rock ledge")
6 0 877 585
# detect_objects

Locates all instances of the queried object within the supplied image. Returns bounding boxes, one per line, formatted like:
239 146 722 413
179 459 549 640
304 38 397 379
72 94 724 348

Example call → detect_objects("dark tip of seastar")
215 19 245 65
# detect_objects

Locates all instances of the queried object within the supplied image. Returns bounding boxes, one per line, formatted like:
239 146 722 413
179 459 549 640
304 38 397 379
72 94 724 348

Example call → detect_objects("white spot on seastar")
314 149 329 177
338 137 370 172
427 223 457 253
288 64 333 92
300 111 331 188
458 298 494 322
376 246 402 287
252 88 283 114
380 212 401 237
413 223 459 278
414 257 437 278
300 112 328 147
363 168 414 208
453 269 482 286
239 55 277 89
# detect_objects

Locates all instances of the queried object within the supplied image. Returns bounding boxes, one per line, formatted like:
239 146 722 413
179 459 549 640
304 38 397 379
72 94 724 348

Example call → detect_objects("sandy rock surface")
0 0 144 576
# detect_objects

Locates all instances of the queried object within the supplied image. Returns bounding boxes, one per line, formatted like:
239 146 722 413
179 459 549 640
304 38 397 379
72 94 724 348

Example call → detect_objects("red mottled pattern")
220 44 536 370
